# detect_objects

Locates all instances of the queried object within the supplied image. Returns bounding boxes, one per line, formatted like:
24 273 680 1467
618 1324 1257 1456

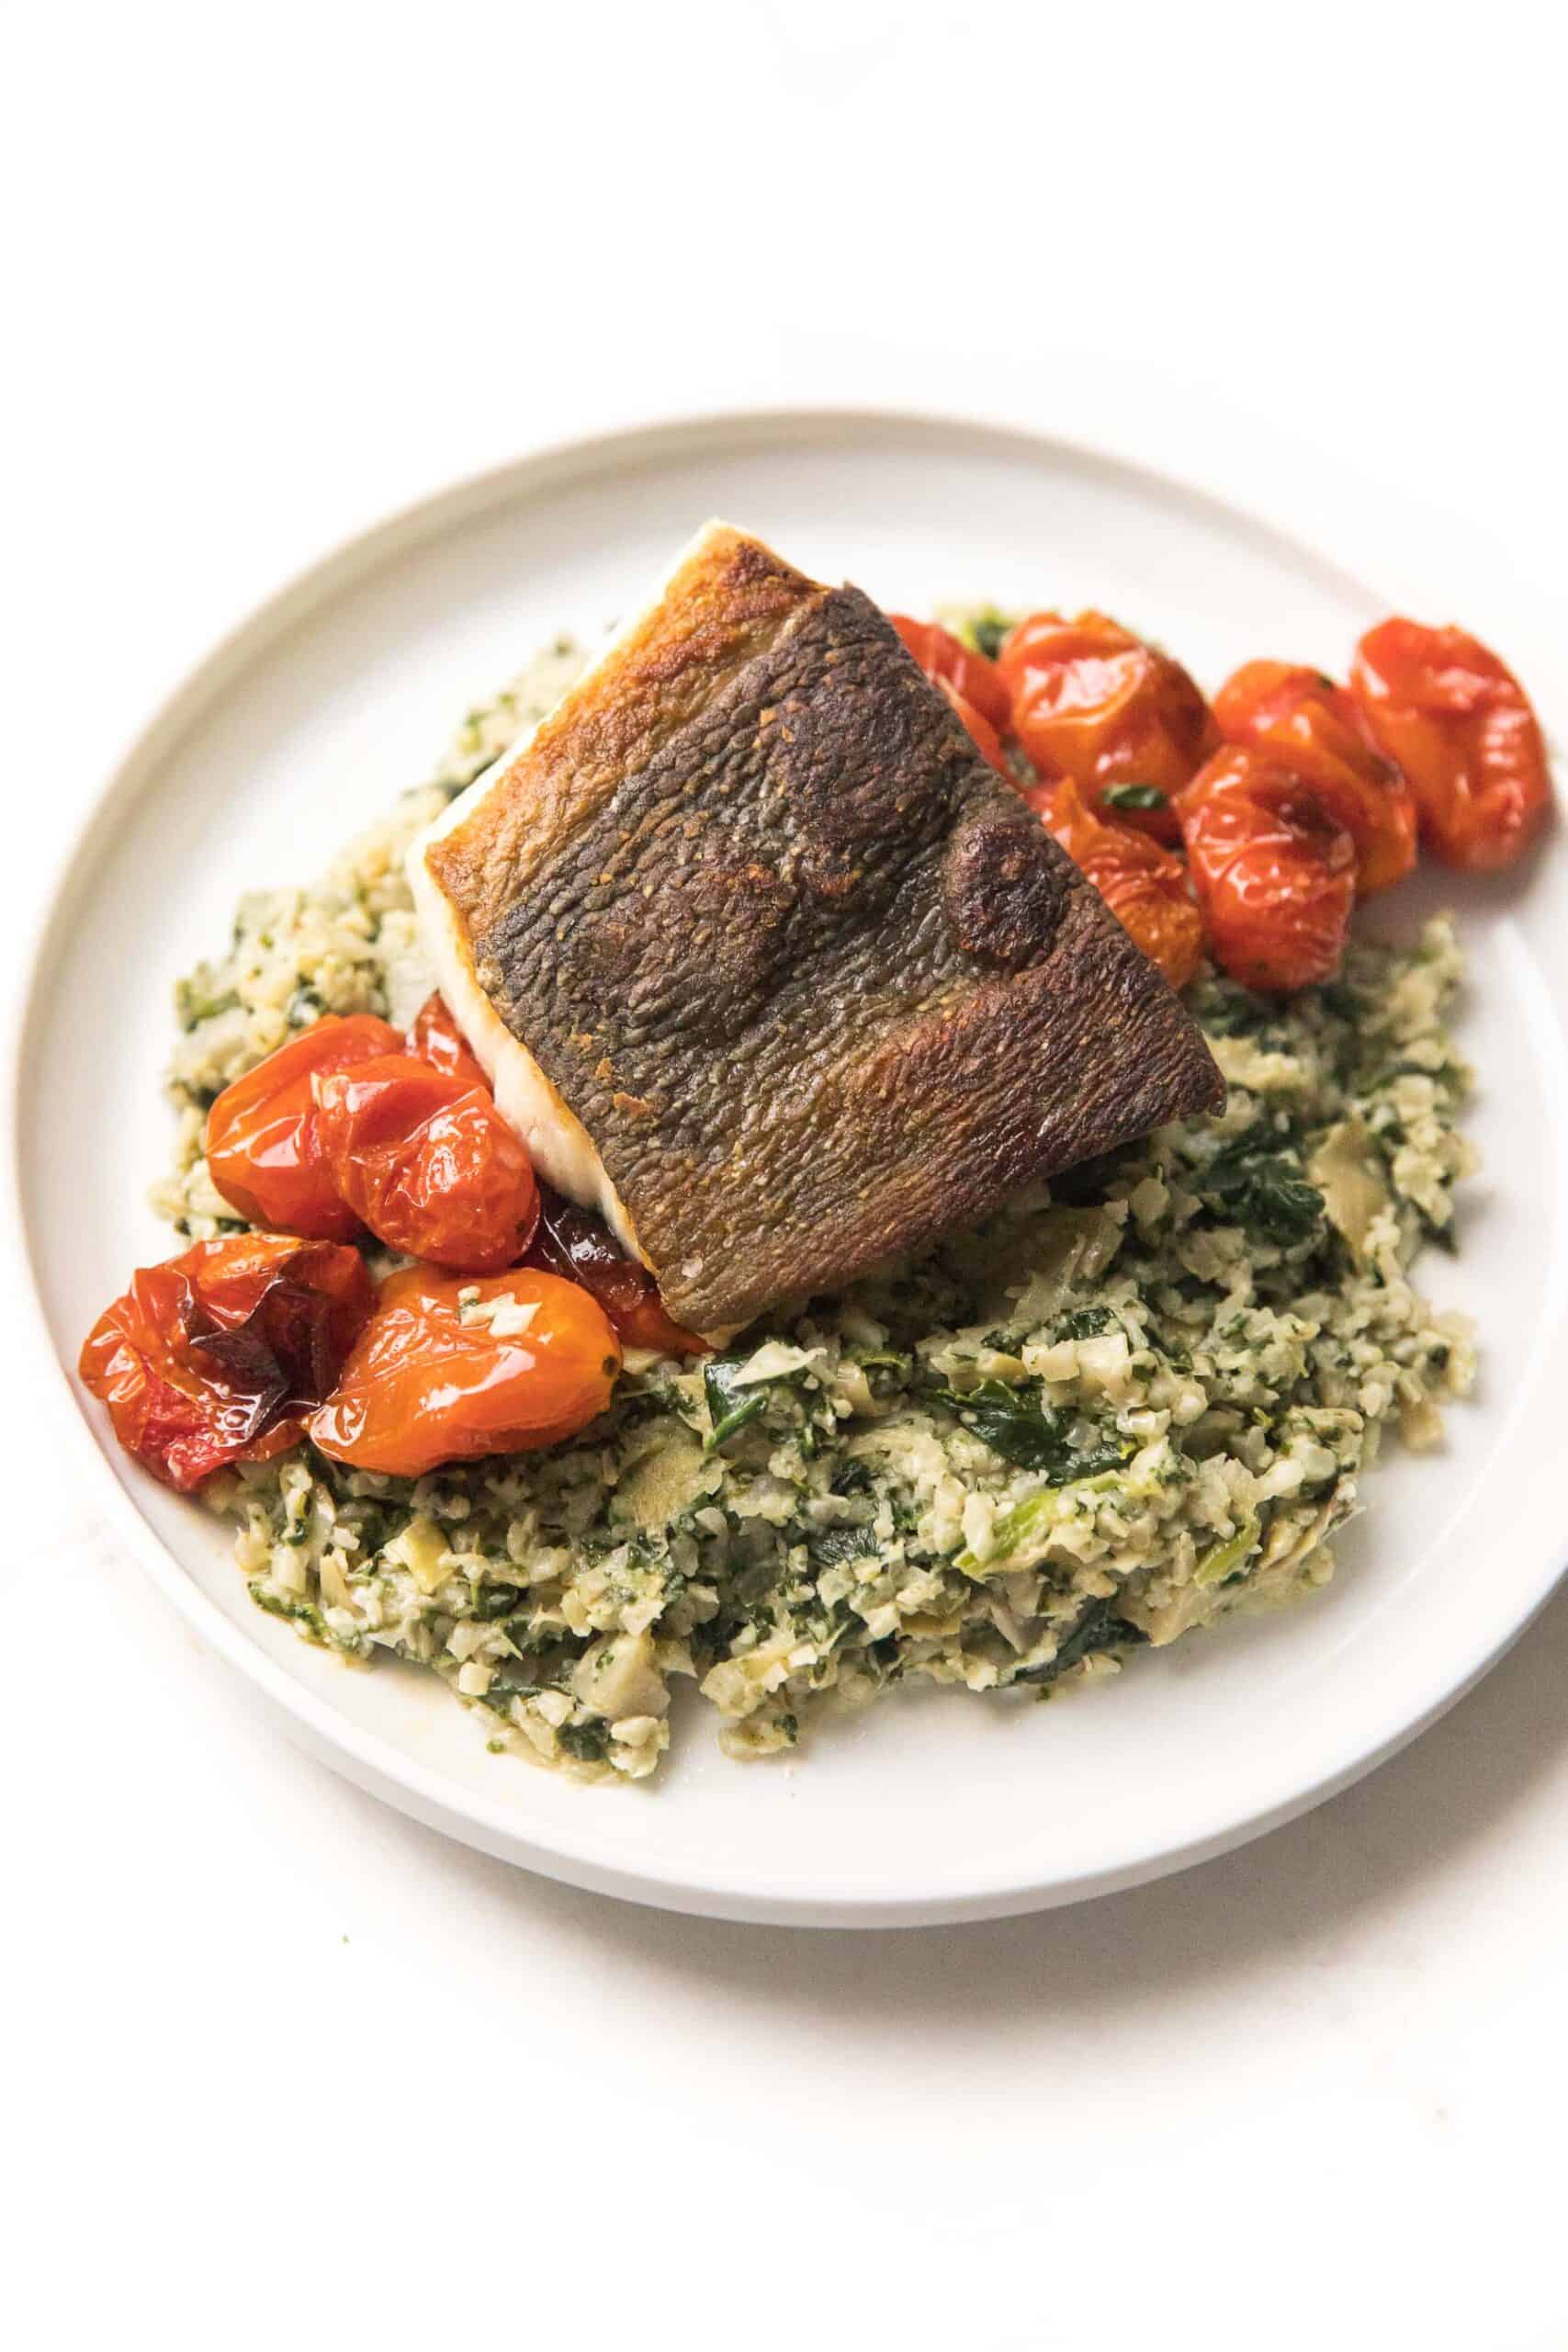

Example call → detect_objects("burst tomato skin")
1349 619 1551 871
310 1267 621 1476
1213 660 1416 896
525 1184 706 1358
998 611 1215 844
79 1234 373 1491
206 1015 403 1240
1038 775 1204 989
1179 747 1357 992
312 1056 539 1273
933 675 1014 781
406 991 490 1093
889 615 1012 734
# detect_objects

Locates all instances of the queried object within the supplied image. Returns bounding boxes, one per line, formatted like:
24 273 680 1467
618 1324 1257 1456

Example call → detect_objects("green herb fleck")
1100 784 1169 811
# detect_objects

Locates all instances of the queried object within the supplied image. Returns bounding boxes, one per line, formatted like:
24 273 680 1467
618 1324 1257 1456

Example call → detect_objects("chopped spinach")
558 1719 611 1763
1416 1208 1459 1256
1201 1138 1325 1246
471 1579 522 1620
930 1379 1129 1479
829 1458 875 1498
807 1526 881 1571
1018 1599 1145 1687
247 1581 328 1643
1197 990 1283 1042
1319 980 1362 1023
703 1354 770 1450
1052 1304 1114 1341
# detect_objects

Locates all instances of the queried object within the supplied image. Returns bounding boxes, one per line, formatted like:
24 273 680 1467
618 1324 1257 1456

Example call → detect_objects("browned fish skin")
432 545 1224 1332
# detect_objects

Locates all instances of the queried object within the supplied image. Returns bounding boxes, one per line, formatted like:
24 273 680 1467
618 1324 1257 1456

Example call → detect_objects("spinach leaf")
968 612 1011 661
1201 1141 1325 1245
1018 1598 1145 1687
1051 1304 1114 1341
558 1718 610 1763
931 1380 1129 1479
703 1354 770 1450
1100 783 1169 811
471 1580 522 1621
807 1526 881 1570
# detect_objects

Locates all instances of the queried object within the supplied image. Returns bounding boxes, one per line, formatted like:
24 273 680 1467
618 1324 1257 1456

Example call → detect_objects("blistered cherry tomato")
1179 747 1356 992
310 1266 621 1476
889 615 1012 733
1349 619 1551 871
998 612 1215 844
313 1056 539 1273
1213 660 1416 896
406 991 490 1093
1038 776 1204 989
933 676 1014 782
525 1183 706 1357
206 1014 402 1240
79 1234 372 1491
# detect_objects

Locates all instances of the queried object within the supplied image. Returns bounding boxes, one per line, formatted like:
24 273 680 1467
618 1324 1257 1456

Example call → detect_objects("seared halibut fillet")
409 524 1224 1334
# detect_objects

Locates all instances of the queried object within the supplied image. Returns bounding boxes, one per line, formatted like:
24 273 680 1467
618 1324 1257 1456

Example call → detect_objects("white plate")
12 410 1568 1927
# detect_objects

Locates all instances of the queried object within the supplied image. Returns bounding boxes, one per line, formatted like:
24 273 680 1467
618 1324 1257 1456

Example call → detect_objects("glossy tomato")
79 1234 373 1490
1349 619 1551 871
310 1266 621 1476
406 991 490 1093
206 1014 402 1240
1179 746 1356 992
1213 660 1416 896
933 675 1014 782
889 615 1012 733
313 1055 539 1273
1038 777 1203 989
525 1184 706 1357
998 611 1215 844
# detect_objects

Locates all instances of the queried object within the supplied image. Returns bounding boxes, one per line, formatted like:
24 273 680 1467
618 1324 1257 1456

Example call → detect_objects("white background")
6 5 1568 2346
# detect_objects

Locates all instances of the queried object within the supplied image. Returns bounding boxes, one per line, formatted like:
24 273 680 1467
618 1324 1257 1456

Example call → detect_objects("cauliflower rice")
152 636 1478 1783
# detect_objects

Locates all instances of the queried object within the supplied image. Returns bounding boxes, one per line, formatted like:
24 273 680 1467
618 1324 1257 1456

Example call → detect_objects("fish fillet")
409 522 1224 1333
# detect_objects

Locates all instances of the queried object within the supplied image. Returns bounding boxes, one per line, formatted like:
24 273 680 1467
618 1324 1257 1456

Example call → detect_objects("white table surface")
7 6 1568 2346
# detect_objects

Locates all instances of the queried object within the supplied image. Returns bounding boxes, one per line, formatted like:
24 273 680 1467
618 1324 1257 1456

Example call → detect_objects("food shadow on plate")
329 1568 1568 2024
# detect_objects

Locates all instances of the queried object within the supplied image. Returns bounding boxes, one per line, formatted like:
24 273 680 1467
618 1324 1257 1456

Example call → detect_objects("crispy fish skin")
421 527 1224 1333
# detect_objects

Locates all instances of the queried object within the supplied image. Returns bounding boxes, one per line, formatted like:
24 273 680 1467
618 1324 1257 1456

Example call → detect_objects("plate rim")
10 401 1566 1928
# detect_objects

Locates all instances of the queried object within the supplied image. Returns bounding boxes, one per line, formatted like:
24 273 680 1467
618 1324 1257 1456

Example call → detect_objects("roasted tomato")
1039 776 1204 990
310 1266 620 1476
525 1183 706 1357
1349 619 1551 871
1212 660 1416 896
1179 747 1357 992
934 675 1014 782
998 612 1215 844
313 1056 539 1273
889 615 1012 734
79 1234 372 1491
406 990 490 1093
206 1014 403 1240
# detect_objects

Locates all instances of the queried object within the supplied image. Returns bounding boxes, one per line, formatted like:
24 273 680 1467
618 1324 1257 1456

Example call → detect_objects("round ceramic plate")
13 411 1567 1927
